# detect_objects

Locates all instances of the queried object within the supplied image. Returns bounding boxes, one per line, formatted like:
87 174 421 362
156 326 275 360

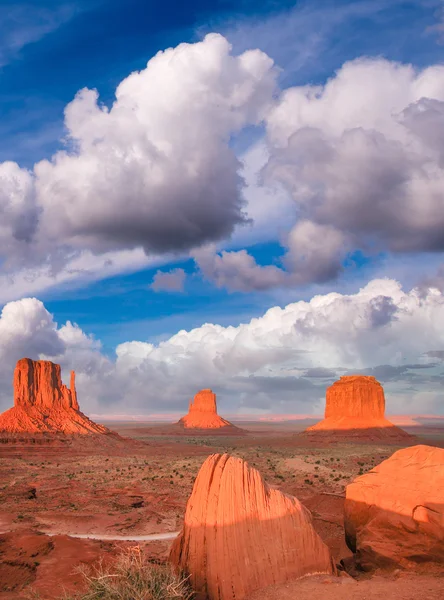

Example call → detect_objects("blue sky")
1 1 441 168
0 0 444 415
0 0 440 347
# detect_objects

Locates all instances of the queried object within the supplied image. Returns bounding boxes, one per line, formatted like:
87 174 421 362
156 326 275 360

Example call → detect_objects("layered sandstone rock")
344 445 444 570
178 389 240 431
304 376 412 440
0 358 108 435
170 453 336 600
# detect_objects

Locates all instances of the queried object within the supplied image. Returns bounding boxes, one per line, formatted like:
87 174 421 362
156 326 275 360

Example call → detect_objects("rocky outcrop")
324 376 385 420
178 389 242 432
170 453 336 600
304 376 412 441
0 358 109 435
344 445 444 571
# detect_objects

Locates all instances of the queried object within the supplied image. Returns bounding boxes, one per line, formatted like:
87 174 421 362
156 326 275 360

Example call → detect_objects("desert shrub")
61 547 194 600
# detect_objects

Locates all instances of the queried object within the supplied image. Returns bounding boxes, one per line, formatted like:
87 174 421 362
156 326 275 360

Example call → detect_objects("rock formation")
178 389 242 432
304 375 412 440
344 445 444 571
170 453 336 600
0 358 109 434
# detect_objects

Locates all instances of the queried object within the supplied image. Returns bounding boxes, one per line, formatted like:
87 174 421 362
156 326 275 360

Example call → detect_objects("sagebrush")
61 546 194 600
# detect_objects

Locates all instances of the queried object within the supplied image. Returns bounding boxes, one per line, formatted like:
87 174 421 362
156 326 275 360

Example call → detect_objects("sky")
1 0 444 416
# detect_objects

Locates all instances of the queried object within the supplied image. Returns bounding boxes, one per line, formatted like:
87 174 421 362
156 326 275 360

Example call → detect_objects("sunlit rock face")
179 389 237 430
169 453 336 600
325 376 385 420
345 445 444 571
304 375 412 440
0 358 108 434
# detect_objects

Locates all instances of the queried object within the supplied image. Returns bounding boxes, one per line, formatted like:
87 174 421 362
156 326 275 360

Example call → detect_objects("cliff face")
0 358 109 435
345 445 444 570
305 375 412 440
179 389 237 430
170 453 336 600
325 376 385 420
14 359 79 413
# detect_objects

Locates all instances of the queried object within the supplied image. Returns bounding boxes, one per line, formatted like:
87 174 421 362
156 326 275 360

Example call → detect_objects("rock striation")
344 445 444 571
178 389 241 432
170 453 336 600
0 358 109 435
304 375 412 440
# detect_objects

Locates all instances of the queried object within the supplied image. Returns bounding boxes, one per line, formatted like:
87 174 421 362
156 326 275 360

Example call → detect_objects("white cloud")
1 279 444 415
34 34 277 256
193 244 286 291
201 57 444 291
0 247 169 304
193 219 346 291
0 34 278 299
2 36 444 300
265 58 444 255
151 268 186 292
0 162 38 268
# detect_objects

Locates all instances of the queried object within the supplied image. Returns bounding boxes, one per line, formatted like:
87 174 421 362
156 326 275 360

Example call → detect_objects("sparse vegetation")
61 547 194 600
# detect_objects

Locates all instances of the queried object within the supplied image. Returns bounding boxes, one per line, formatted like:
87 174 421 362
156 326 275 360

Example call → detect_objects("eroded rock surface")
179 389 239 430
0 358 109 434
305 376 412 440
344 444 444 571
170 453 336 600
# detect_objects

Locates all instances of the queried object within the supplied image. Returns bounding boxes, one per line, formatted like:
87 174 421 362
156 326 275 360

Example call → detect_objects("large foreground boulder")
304 376 412 441
344 445 444 570
170 453 336 600
0 358 109 434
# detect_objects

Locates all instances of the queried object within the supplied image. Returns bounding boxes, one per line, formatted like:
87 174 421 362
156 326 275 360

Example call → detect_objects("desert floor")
0 421 443 599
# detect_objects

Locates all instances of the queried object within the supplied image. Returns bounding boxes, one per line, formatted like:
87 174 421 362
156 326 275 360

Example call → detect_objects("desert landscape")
1 4 444 597
0 358 443 599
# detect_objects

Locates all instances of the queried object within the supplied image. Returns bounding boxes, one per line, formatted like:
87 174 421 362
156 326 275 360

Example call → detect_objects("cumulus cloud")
1 278 444 415
0 162 38 268
151 268 186 292
193 245 287 291
33 34 276 257
193 220 346 291
198 58 444 293
0 34 278 297
3 39 444 299
265 59 444 252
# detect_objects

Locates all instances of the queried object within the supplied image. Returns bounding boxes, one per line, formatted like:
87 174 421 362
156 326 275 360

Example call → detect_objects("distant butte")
177 389 246 435
0 358 109 435
303 375 413 441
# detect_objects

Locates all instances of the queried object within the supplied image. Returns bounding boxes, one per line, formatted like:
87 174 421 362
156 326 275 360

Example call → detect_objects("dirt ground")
0 421 443 599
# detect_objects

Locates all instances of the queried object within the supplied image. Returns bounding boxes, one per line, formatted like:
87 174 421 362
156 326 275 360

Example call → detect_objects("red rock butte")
170 453 336 600
0 358 109 435
178 389 239 431
304 375 412 440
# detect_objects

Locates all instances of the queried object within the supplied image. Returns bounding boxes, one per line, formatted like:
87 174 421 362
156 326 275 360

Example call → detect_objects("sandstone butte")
178 389 240 431
344 444 444 571
304 375 412 440
169 453 336 600
0 358 109 435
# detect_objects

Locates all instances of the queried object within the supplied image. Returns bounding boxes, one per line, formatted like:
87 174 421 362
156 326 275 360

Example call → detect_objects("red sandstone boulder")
304 376 412 441
0 358 109 435
178 389 241 431
344 445 444 571
170 453 336 600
